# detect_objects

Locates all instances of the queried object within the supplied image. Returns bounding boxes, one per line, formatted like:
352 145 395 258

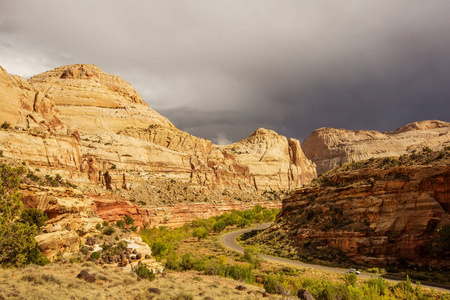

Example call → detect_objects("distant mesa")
302 120 450 174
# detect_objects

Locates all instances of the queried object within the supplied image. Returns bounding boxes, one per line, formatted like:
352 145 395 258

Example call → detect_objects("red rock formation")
93 198 281 228
279 165 450 267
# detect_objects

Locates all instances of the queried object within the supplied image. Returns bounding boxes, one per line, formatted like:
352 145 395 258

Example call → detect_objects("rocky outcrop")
0 130 83 171
93 198 281 228
278 165 450 267
29 64 173 134
20 184 103 260
25 64 316 191
0 65 63 132
302 120 450 174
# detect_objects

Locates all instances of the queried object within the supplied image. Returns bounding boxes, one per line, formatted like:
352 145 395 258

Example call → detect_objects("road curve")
221 224 450 293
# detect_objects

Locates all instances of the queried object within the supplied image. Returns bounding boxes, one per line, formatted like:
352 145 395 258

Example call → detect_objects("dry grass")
0 262 288 300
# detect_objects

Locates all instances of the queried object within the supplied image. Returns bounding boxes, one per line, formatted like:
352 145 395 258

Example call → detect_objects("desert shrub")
20 208 48 228
22 274 61 285
165 250 180 271
192 227 209 241
134 263 155 281
422 146 432 153
172 292 194 300
226 263 254 283
124 215 134 226
366 276 388 296
95 223 102 230
103 226 115 235
80 245 90 255
243 245 260 267
90 252 100 259
0 164 49 267
151 240 169 260
180 253 194 270
342 272 357 287
1 121 10 129
116 220 125 229
264 275 278 294
213 220 226 233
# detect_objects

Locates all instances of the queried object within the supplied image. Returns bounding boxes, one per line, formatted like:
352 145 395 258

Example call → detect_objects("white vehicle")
349 268 360 275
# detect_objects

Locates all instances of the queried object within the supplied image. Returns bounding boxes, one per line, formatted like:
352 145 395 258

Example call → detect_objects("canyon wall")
279 165 450 267
302 121 450 174
25 64 316 192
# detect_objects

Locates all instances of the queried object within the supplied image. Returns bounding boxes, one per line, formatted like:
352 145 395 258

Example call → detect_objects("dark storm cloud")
1 1 449 143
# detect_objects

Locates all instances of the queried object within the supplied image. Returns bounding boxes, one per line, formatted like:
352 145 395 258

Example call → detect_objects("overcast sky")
1 1 449 144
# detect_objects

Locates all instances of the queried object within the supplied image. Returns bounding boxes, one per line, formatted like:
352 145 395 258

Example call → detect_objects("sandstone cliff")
25 64 316 192
246 151 450 268
29 64 173 134
0 63 314 263
0 66 63 132
302 120 450 174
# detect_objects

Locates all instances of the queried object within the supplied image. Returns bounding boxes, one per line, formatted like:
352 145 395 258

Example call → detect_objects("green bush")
20 208 48 228
80 245 90 255
342 272 357 287
243 245 260 267
103 226 115 235
151 240 169 260
213 220 226 233
180 253 194 270
432 225 450 257
165 250 180 271
134 263 155 281
90 251 100 259
192 227 209 241
1 121 10 129
116 220 125 229
124 215 134 226
264 275 278 294
0 164 50 267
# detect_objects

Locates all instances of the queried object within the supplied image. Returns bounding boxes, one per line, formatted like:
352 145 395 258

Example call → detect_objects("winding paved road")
221 223 450 293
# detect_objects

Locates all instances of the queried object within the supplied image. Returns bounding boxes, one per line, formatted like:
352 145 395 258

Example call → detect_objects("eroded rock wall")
279 166 450 267
93 198 281 228
302 121 450 174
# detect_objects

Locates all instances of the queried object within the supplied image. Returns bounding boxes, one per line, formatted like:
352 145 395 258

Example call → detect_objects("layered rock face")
25 64 316 192
302 120 450 174
93 198 281 228
279 165 450 267
20 184 103 261
0 66 63 132
0 63 314 262
0 66 83 171
29 64 173 134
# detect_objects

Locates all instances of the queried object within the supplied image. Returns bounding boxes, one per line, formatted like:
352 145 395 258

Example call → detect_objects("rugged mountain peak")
29 64 148 107
0 65 63 132
28 64 173 134
239 128 286 145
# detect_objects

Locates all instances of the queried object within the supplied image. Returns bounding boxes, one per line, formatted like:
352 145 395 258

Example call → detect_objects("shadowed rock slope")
245 149 450 268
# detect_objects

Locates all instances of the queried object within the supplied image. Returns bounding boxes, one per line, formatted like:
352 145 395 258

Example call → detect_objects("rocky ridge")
0 64 310 262
246 150 450 268
302 120 450 174
0 64 317 193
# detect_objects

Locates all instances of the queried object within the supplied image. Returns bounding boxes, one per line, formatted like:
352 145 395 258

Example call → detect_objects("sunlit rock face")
26 64 316 192
302 120 450 174
279 165 450 268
